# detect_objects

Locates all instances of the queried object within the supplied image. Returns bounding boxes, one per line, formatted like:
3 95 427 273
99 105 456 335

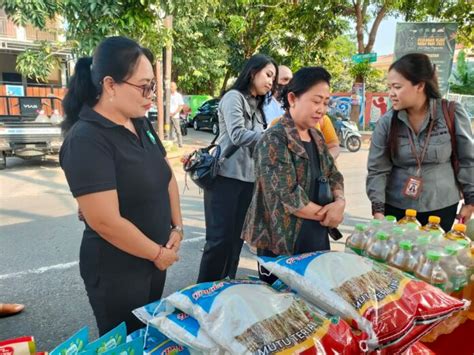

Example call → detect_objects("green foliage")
15 41 61 82
4 0 471 95
449 50 474 95
399 0 473 45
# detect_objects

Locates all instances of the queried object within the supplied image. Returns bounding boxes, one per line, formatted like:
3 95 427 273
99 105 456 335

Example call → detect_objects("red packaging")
0 337 36 355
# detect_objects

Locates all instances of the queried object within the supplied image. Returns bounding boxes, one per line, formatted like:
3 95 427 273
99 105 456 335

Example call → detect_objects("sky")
371 16 398 56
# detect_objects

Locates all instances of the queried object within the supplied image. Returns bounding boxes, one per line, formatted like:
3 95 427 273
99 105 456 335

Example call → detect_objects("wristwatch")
171 225 184 238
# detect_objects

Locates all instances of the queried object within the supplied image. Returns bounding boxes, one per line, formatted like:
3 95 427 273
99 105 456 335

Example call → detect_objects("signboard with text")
352 53 377 63
394 22 457 96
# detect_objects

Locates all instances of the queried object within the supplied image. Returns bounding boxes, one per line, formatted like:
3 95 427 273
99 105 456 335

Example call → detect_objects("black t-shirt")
296 139 329 253
60 105 172 277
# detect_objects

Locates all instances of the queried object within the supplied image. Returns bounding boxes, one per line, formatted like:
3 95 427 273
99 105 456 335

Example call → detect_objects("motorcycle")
334 116 362 153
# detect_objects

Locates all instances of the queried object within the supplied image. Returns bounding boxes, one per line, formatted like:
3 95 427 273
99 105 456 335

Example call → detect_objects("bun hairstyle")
281 66 331 110
62 36 154 133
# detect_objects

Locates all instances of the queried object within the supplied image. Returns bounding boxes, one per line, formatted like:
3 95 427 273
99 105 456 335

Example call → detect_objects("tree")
336 0 471 124
449 50 474 95
4 0 348 95
213 0 348 92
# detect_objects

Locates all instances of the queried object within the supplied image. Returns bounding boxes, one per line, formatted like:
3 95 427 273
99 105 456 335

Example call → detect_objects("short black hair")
281 67 331 110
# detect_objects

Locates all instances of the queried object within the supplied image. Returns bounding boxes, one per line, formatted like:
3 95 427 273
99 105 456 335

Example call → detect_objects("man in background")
170 81 184 147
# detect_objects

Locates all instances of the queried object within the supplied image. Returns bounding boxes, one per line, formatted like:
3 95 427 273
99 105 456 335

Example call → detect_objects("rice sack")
150 310 221 353
259 251 467 350
164 279 363 354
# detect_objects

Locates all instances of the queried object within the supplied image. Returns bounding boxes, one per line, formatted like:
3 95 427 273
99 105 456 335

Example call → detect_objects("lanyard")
407 117 435 177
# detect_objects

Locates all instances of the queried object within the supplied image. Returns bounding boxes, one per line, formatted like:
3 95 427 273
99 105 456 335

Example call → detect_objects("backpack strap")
441 99 459 173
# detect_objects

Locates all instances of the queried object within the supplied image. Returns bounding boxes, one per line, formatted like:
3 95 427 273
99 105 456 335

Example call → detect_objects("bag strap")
441 99 458 172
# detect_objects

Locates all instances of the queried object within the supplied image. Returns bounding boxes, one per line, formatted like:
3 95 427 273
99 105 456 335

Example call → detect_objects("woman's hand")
458 204 473 222
316 199 345 228
154 246 179 271
373 212 385 220
166 229 183 252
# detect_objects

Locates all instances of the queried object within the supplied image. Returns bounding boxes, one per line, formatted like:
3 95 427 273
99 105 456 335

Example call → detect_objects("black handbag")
183 135 239 189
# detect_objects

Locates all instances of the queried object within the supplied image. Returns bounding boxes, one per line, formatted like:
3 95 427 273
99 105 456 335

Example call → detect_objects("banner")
394 23 457 96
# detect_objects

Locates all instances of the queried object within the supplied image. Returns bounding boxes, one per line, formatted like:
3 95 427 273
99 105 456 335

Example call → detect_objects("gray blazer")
367 98 474 214
217 90 264 182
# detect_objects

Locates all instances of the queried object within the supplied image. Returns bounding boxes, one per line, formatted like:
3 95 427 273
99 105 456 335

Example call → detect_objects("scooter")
335 116 362 153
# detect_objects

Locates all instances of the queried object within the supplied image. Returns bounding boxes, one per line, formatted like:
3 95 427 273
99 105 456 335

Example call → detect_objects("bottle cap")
405 223 418 230
453 224 467 233
428 216 441 224
416 235 429 246
444 245 458 256
399 240 413 250
457 239 470 248
406 209 417 217
376 231 389 240
385 215 397 223
370 219 382 226
426 250 441 261
392 227 404 235
355 224 368 232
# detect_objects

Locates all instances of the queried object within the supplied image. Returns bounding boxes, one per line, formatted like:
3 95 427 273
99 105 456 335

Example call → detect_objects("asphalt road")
0 128 372 350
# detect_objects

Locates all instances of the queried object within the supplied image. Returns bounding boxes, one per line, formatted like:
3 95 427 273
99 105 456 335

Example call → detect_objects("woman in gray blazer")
197 54 278 282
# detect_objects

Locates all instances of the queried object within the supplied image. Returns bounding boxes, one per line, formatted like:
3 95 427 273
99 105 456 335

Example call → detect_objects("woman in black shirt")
60 37 181 334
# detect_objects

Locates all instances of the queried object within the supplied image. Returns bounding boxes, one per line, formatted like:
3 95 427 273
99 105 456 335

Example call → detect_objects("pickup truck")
0 95 63 169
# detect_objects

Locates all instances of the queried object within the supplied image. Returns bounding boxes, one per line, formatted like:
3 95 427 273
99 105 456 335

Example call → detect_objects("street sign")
352 53 377 63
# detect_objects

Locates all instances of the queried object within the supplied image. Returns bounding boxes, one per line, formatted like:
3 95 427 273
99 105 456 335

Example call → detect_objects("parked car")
183 95 213 126
192 99 220 135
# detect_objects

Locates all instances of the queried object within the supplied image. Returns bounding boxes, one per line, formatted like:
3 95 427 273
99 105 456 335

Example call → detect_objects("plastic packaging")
398 209 421 226
366 219 384 248
441 245 468 293
382 215 398 231
411 235 430 264
421 216 445 234
388 240 418 275
163 279 363 354
345 223 369 256
415 251 448 291
387 227 405 255
150 310 221 353
259 251 468 351
366 231 391 263
445 223 469 243
82 322 126 354
133 300 219 353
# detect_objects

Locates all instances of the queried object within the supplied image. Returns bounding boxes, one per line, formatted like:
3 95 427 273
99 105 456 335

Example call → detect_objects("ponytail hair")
62 57 98 133
62 36 154 134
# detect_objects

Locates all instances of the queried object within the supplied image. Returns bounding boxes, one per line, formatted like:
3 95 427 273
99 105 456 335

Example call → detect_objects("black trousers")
197 175 254 283
84 268 166 335
80 234 167 336
385 203 459 232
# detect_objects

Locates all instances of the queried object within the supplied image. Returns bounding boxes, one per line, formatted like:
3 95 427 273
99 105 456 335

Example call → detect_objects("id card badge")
403 175 423 199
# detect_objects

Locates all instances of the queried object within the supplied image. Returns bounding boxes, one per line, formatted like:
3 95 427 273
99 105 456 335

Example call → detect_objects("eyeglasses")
122 79 157 98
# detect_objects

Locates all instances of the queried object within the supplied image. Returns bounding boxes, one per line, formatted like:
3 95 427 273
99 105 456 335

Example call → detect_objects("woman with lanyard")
60 36 182 334
367 53 474 231
197 54 278 283
242 67 345 284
